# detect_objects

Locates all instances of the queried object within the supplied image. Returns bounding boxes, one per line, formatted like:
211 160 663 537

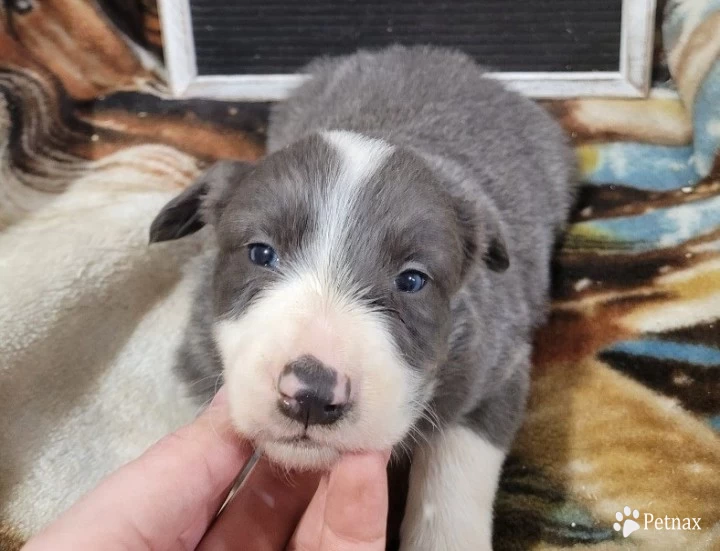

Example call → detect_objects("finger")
290 452 390 551
320 452 390 549
198 460 320 551
287 474 330 548
24 388 252 551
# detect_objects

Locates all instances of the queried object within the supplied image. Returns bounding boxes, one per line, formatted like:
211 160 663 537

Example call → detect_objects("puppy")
150 45 574 550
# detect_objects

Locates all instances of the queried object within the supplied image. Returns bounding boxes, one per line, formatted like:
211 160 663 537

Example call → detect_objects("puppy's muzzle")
277 355 351 427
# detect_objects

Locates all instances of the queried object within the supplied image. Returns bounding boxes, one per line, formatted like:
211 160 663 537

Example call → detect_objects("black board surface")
190 0 624 75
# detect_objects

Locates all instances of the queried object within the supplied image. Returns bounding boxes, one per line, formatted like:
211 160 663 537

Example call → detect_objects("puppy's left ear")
454 196 510 274
149 160 253 244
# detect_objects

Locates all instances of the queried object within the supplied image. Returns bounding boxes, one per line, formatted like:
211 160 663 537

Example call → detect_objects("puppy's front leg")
400 425 506 551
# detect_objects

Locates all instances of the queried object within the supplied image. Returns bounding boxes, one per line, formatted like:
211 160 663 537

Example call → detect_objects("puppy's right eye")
248 243 279 268
395 269 428 293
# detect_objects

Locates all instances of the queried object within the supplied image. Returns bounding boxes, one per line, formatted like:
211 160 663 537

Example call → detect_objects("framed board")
158 0 657 100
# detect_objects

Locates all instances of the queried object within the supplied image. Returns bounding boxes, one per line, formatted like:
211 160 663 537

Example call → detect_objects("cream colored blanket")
0 115 203 537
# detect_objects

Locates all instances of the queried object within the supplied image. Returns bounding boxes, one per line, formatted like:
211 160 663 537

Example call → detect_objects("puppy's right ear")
149 160 252 243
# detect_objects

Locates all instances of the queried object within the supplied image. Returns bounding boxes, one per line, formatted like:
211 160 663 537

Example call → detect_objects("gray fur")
151 44 574 484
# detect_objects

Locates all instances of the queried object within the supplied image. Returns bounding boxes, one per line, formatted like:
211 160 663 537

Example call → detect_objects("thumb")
23 387 251 551
292 452 390 551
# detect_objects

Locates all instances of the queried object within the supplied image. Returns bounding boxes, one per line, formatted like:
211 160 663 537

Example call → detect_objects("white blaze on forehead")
307 130 394 286
322 130 394 191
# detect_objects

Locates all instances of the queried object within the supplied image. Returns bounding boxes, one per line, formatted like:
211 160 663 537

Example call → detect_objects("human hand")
23 388 390 551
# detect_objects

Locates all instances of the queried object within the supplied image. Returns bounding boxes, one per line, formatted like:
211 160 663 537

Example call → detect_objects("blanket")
0 1 718 549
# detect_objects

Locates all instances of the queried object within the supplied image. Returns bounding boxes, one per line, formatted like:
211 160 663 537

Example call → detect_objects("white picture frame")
158 0 658 101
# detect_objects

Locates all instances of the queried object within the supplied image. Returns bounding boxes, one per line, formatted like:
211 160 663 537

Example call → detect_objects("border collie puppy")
150 45 574 550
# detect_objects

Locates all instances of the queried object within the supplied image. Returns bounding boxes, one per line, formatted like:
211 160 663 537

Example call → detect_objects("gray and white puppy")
150 45 574 550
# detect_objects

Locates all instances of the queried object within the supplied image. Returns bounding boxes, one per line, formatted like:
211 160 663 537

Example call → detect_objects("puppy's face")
151 131 508 469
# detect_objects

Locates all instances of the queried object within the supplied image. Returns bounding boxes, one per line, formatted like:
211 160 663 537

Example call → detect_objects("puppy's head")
150 131 508 469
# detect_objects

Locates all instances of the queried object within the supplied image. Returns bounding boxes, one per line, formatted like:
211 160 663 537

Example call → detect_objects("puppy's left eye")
248 243 279 268
394 270 428 293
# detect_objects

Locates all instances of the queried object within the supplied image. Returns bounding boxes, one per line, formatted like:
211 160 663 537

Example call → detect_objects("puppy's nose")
277 355 351 426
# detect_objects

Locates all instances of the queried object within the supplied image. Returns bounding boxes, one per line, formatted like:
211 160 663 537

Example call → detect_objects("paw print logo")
614 506 640 538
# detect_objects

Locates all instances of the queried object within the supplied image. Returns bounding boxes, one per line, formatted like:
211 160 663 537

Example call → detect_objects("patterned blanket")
0 1 718 550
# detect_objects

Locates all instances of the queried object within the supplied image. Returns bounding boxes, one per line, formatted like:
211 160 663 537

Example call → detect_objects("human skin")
23 388 390 551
